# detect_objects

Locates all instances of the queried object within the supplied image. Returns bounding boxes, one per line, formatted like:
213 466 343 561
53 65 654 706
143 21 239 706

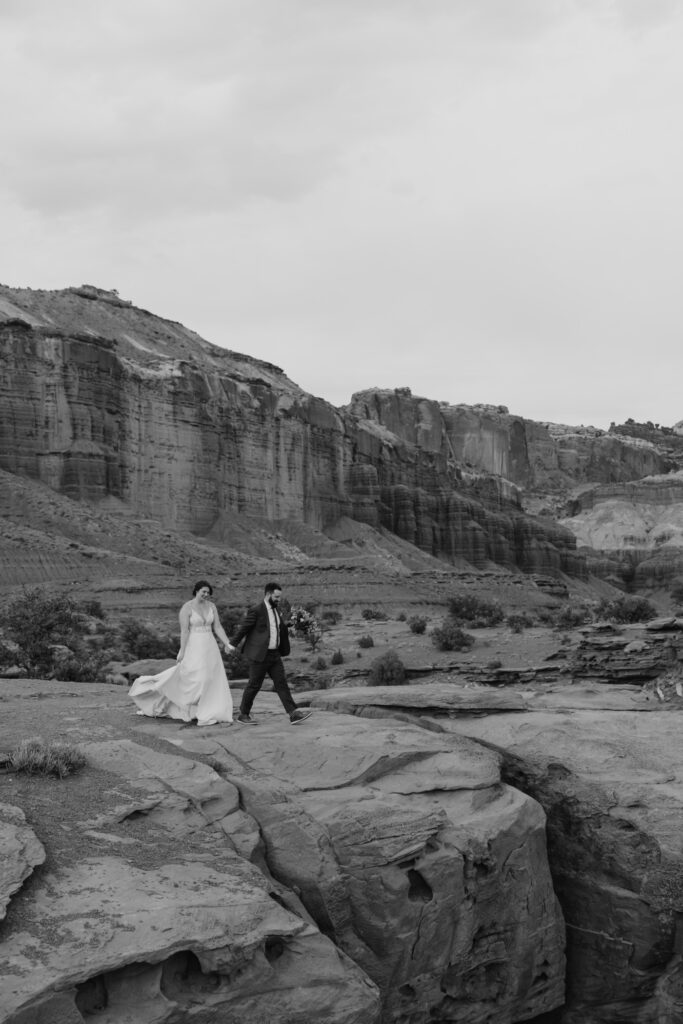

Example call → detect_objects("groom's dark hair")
264 581 282 595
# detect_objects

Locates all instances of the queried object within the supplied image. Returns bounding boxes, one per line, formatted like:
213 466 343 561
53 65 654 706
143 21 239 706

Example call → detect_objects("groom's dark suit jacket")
232 601 290 662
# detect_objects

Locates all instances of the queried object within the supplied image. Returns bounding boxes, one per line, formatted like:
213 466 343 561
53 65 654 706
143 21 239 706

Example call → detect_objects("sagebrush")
507 613 534 633
446 594 503 628
118 619 177 659
595 596 657 624
367 650 406 686
362 608 388 621
431 619 475 652
554 604 593 629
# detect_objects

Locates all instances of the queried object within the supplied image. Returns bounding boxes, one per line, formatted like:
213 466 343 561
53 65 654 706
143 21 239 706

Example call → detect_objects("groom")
231 581 312 726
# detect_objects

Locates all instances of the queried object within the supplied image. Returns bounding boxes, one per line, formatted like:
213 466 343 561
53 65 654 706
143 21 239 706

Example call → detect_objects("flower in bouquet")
288 606 323 652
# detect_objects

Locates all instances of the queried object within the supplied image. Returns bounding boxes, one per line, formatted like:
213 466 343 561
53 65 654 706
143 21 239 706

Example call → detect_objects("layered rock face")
564 473 683 543
348 392 674 491
559 473 683 589
0 284 587 577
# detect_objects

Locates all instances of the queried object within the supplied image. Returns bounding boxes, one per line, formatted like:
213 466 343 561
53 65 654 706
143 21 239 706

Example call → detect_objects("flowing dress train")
129 608 233 725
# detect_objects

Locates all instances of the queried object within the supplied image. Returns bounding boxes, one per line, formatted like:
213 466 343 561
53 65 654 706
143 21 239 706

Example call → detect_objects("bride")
129 580 234 726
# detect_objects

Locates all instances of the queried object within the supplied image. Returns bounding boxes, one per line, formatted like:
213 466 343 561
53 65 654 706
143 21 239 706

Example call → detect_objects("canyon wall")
1 283 676 581
348 391 673 491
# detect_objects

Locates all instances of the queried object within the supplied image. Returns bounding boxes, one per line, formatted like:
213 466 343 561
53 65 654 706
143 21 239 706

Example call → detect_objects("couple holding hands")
130 580 312 727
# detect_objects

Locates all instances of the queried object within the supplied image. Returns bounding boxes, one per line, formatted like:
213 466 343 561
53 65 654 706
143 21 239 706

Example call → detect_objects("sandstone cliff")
349 393 673 491
0 284 586 579
558 473 683 590
5 283 683 590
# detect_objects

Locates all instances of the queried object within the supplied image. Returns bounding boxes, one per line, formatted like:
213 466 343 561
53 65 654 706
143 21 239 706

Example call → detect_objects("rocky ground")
2 614 683 1023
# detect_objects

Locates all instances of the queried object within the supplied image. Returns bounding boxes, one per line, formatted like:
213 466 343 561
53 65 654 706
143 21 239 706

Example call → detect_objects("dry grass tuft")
8 736 86 778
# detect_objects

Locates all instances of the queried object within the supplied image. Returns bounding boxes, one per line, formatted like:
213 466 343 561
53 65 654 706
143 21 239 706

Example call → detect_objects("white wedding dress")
129 608 233 725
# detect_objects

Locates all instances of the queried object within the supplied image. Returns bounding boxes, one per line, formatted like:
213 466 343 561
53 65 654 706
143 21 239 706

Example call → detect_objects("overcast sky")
2 0 682 429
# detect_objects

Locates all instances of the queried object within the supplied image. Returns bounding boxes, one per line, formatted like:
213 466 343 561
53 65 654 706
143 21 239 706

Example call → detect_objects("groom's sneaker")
290 709 312 725
237 713 257 725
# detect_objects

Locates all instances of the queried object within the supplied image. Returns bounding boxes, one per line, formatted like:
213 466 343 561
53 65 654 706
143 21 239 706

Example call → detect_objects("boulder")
0 737 380 1024
645 617 683 632
1 857 379 1024
174 706 566 1023
0 802 45 921
0 665 24 679
313 682 683 1023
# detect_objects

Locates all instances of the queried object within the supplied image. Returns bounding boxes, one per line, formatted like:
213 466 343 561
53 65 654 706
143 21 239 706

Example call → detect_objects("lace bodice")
190 607 214 633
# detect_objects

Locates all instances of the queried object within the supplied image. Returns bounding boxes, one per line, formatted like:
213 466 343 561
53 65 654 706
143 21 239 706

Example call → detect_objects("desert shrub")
358 634 374 649
215 605 246 636
361 608 387 621
408 615 427 635
486 659 503 670
314 656 328 670
321 610 342 625
396 611 407 622
595 596 657 624
8 736 86 778
118 619 177 659
367 649 406 686
289 607 323 652
79 598 105 619
446 594 504 628
431 619 475 652
51 648 111 683
1 589 88 677
670 578 683 604
331 649 344 665
506 612 534 634
554 603 593 629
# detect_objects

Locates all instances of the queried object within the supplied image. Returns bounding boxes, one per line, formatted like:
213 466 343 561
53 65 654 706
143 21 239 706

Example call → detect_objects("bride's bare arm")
177 603 191 661
211 604 234 652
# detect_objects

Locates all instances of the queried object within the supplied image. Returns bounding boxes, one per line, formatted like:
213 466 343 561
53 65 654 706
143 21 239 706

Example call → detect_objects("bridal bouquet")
288 606 323 652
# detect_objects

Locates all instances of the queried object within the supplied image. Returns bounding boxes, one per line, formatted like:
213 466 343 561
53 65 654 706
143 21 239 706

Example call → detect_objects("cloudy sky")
2 0 682 428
